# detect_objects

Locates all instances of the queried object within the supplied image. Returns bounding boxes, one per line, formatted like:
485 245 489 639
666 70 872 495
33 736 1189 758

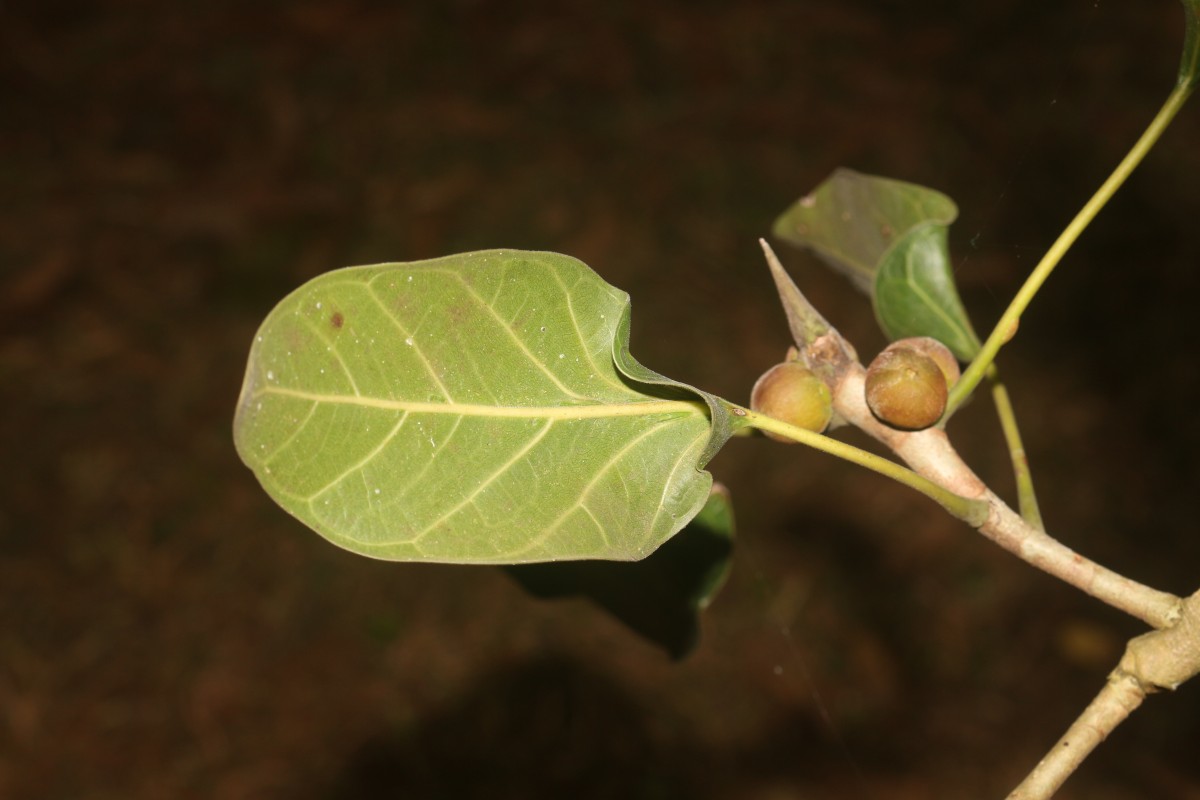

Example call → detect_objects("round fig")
893 336 961 389
750 362 833 440
864 345 948 430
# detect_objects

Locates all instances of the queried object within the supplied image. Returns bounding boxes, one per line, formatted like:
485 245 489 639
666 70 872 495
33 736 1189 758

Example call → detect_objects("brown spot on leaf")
330 312 344 329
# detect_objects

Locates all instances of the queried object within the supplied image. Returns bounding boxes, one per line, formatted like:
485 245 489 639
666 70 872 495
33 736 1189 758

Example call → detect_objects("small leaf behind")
234 250 732 564
772 168 957 292
773 169 980 359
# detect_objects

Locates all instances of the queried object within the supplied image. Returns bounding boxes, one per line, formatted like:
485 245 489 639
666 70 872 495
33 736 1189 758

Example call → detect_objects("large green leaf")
507 483 735 659
772 168 981 360
234 250 734 564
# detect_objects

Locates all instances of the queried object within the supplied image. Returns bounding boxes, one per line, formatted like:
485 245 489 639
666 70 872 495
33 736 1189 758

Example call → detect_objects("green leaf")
234 250 734 564
773 168 957 291
507 483 735 659
874 223 981 360
772 168 981 360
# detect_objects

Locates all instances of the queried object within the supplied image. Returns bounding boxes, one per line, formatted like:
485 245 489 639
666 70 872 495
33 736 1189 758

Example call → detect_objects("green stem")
737 407 989 526
948 82 1195 412
1179 0 1200 90
990 371 1044 530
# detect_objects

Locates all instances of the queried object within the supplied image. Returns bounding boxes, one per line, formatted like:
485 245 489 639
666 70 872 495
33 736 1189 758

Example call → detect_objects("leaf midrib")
255 384 707 420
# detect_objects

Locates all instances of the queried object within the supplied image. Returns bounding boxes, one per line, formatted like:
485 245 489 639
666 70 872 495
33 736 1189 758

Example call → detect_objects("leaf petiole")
734 405 989 526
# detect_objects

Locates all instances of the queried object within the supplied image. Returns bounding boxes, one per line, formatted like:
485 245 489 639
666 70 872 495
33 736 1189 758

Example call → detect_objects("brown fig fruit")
750 362 833 440
864 345 948 430
892 336 961 389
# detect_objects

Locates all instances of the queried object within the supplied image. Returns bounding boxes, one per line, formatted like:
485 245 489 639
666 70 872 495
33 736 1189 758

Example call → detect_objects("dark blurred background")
3 1 1200 798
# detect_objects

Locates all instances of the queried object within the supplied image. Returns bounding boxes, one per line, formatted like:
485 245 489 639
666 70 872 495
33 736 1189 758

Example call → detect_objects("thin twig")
982 497 1180 630
1006 673 1145 800
1008 589 1200 798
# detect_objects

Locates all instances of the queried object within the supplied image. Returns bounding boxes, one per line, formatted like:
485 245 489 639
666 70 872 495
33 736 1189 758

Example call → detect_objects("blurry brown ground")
3 1 1200 798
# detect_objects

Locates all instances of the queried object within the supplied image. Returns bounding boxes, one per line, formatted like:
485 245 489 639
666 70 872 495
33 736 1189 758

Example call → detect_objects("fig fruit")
864 344 948 430
894 336 960 389
750 362 833 440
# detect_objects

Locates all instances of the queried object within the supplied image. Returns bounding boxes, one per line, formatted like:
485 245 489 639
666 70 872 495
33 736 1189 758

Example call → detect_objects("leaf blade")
772 168 958 291
773 169 979 359
873 223 982 360
234 250 729 564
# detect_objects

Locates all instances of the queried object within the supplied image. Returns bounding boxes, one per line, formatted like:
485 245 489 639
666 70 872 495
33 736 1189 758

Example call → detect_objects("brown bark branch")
780 298 1199 797
1007 590 1200 799
1005 673 1145 800
831 364 1183 630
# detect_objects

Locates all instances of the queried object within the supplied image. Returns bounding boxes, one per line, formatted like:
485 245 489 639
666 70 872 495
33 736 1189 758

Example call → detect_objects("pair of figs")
750 337 960 437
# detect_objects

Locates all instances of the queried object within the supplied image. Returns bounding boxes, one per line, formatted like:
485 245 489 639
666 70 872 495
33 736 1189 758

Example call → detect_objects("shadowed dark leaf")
507 484 735 659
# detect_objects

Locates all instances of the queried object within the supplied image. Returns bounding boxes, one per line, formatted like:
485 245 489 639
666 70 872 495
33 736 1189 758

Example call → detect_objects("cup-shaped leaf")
234 250 733 564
